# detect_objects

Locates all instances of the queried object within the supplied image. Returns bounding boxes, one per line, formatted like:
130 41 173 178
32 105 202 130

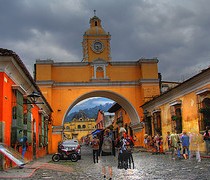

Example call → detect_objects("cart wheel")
71 153 78 162
52 154 60 162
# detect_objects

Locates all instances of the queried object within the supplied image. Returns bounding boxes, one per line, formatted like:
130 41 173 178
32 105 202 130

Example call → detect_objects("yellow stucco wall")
144 83 210 153
63 119 96 142
36 62 159 83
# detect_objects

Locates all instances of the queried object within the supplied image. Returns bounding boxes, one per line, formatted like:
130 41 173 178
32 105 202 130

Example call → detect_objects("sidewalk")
0 154 73 179
134 146 210 158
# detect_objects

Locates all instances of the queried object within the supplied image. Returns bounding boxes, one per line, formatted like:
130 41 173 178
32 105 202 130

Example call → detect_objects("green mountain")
64 102 114 122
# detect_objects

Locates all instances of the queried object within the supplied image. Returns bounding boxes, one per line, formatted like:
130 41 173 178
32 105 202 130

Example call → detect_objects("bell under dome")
84 15 108 36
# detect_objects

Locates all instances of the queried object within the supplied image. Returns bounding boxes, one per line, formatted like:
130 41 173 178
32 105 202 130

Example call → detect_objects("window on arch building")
199 98 210 130
170 100 182 134
196 89 210 131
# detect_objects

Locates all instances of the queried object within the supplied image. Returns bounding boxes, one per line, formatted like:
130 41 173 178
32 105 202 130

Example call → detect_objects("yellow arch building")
35 14 160 153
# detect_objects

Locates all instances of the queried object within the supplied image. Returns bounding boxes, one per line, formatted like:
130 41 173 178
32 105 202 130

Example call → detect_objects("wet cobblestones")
25 146 210 179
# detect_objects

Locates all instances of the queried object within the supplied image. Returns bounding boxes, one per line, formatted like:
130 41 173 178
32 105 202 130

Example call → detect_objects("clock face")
92 41 104 53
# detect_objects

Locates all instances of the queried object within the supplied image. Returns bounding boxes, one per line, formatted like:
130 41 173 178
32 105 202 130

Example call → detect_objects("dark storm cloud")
0 0 210 81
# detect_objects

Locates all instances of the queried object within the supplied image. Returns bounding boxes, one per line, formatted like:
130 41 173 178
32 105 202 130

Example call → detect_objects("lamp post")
24 91 44 104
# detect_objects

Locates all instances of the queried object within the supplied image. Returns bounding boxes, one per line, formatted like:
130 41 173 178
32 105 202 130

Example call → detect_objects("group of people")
143 133 164 154
170 126 210 161
90 126 210 179
90 128 135 180
144 126 210 161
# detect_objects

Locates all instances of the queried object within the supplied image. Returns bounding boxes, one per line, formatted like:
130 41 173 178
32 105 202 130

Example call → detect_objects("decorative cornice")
53 81 139 87
130 122 144 132
36 79 160 87
110 61 138 66
139 79 160 84
35 59 159 67
12 85 26 95
91 58 108 65
138 58 159 63
196 88 210 95
53 62 89 66
169 100 182 106
36 59 54 64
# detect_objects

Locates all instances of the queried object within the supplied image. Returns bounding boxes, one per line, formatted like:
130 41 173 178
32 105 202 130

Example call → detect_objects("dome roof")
84 16 108 36
85 27 107 35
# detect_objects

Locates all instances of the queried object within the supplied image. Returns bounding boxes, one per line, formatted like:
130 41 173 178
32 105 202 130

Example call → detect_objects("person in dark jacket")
19 130 28 159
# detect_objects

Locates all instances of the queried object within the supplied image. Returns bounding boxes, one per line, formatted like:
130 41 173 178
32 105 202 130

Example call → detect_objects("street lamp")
24 91 44 104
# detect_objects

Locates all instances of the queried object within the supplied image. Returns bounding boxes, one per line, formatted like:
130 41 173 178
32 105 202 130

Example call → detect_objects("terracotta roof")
108 103 121 112
0 48 53 112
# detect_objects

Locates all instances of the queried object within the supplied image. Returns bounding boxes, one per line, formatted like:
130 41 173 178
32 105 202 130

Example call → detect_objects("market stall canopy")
91 129 103 136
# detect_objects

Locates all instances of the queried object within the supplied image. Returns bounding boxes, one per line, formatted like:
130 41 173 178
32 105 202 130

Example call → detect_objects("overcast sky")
1 0 210 81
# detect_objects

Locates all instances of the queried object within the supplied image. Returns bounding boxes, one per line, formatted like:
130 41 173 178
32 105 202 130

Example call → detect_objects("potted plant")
171 115 182 121
199 106 210 115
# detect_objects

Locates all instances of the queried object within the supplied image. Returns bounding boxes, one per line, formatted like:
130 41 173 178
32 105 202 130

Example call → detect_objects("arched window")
199 98 210 130
96 66 104 79
82 125 86 128
78 125 81 129
153 111 162 135
170 102 182 134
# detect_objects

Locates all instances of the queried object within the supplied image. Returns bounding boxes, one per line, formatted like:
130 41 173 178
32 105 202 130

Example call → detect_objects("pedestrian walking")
170 130 181 159
203 126 210 155
101 128 113 180
159 136 165 154
19 130 28 159
165 131 171 151
144 134 148 149
91 135 100 163
189 129 204 162
153 133 160 154
116 127 134 169
181 130 190 159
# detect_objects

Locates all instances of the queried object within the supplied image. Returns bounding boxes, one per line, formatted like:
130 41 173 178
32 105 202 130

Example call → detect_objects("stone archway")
63 90 141 128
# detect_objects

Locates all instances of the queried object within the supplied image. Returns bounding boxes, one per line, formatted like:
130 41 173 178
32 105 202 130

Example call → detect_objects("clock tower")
82 12 111 62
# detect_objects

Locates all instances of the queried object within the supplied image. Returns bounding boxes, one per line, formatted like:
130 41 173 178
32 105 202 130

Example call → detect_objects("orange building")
35 14 160 153
141 66 210 153
0 48 53 170
108 103 142 147
95 110 105 129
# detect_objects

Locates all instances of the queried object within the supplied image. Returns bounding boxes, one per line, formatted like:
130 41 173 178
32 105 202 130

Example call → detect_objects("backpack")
204 132 210 141
102 136 112 152
92 139 99 149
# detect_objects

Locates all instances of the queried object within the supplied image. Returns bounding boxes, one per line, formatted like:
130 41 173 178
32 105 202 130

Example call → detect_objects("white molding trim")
196 88 210 95
11 85 26 94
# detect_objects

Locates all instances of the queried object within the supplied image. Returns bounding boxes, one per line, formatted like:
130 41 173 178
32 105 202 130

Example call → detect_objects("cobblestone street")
27 146 210 180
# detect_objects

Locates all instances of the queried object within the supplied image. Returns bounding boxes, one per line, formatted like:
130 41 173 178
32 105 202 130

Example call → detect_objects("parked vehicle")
52 147 79 162
58 139 81 159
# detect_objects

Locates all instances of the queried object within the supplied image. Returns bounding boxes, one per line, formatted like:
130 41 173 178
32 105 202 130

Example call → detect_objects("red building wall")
0 72 14 145
0 72 47 168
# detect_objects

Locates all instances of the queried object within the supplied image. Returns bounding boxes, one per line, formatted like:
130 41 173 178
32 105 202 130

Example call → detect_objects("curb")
135 148 210 158
0 161 74 179
0 165 41 179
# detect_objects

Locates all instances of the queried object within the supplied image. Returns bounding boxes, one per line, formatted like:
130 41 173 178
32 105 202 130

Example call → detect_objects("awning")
91 129 103 136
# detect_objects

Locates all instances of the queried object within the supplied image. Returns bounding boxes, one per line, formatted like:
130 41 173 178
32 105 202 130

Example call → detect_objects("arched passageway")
63 90 141 127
